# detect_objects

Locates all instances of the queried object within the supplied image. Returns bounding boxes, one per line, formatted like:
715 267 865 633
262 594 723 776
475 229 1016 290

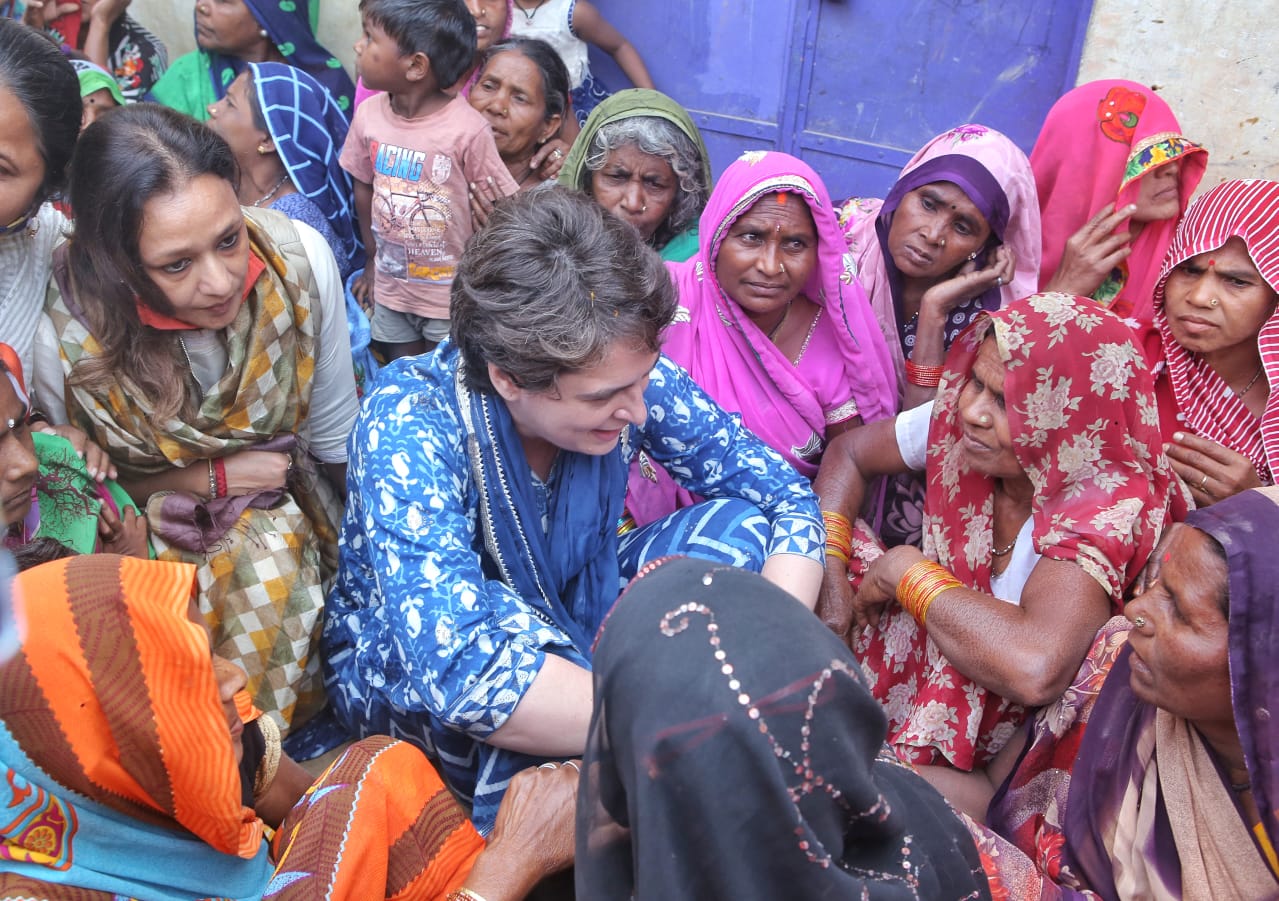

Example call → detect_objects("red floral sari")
855 294 1182 769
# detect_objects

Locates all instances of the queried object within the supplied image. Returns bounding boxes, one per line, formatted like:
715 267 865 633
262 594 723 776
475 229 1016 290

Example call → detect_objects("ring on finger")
538 762 558 770
1199 473 1209 491
995 276 1003 287
563 760 581 773
551 148 564 159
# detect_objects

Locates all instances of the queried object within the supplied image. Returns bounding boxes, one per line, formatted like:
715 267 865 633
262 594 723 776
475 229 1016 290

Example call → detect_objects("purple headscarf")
1061 487 1279 898
876 154 1012 353
839 124 1041 385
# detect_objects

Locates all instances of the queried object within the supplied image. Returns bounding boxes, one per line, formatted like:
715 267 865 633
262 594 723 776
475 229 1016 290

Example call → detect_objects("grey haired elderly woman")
322 186 824 834
558 88 711 261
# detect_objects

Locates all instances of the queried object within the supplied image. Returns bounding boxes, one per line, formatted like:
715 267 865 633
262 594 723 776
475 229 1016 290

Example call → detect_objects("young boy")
341 0 518 359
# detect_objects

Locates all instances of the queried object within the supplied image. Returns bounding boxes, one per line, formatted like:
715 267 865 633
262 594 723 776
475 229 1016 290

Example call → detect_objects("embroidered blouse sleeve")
334 373 579 739
635 356 824 561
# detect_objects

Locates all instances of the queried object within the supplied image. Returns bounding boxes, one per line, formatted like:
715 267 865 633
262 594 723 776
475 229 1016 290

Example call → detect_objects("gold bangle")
447 890 489 901
897 560 963 625
822 510 853 559
252 714 282 801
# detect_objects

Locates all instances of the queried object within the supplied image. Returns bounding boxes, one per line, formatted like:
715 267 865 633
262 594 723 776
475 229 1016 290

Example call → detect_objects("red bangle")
905 360 944 388
213 458 228 499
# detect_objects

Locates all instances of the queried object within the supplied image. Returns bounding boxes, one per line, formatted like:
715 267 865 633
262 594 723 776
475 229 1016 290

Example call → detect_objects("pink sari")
627 151 896 526
1032 80 1207 361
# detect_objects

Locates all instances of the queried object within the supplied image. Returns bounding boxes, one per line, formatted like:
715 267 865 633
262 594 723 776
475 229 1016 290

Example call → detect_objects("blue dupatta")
250 61 364 278
454 345 626 657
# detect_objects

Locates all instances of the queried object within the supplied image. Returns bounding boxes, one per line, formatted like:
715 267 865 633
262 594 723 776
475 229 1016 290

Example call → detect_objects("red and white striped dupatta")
1154 179 1279 482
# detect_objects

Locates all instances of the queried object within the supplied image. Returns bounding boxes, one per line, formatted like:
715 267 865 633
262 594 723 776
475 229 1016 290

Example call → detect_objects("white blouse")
893 400 1039 605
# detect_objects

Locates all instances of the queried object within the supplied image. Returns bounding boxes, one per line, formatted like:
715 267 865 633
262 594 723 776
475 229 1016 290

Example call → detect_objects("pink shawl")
627 151 895 525
1032 80 1207 348
1154 178 1279 483
838 124 1041 391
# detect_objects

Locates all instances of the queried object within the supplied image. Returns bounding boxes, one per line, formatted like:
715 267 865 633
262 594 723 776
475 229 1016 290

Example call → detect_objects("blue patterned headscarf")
205 0 353 113
249 62 364 275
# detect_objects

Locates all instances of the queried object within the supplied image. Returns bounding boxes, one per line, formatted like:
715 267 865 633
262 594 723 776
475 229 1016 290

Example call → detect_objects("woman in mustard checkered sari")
30 103 358 756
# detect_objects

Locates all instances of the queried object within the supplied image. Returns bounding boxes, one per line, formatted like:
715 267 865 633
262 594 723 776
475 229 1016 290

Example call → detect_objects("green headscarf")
71 59 126 108
558 89 712 258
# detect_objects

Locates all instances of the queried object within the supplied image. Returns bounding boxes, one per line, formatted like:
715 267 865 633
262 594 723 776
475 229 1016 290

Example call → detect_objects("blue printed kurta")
322 346 822 832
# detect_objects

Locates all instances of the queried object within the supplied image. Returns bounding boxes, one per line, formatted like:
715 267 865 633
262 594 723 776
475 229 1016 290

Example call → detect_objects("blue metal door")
588 0 1093 200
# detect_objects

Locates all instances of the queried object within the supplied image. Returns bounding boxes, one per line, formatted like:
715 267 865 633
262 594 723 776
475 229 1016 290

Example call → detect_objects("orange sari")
0 555 482 899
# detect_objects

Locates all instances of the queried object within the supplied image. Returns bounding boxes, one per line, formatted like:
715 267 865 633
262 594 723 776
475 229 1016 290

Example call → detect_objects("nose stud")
780 262 787 274
1210 298 1220 307
1133 615 1147 628
978 413 992 426
641 204 648 213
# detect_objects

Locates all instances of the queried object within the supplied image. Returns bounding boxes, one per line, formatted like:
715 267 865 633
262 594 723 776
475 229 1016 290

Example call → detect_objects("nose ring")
1210 297 1220 307
1132 615 1146 628
780 262 787 274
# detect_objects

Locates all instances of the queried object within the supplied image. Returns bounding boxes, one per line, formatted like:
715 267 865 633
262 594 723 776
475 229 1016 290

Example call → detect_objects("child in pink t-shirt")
341 0 518 359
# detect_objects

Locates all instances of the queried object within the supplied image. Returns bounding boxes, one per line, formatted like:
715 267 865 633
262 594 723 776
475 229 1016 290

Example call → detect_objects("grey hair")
581 116 709 249
451 186 677 395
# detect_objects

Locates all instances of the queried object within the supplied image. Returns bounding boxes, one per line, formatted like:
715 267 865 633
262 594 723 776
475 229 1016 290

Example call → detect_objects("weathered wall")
1076 1 1278 188
135 0 1276 187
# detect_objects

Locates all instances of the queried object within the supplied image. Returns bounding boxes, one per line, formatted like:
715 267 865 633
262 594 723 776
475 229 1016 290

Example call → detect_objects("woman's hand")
349 270 374 314
851 545 924 630
816 557 857 639
21 0 80 29
1041 204 1136 297
919 244 1016 322
1165 431 1262 506
98 505 149 558
531 139 570 182
469 177 504 230
221 451 291 495
88 0 130 27
32 423 117 482
462 761 579 901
